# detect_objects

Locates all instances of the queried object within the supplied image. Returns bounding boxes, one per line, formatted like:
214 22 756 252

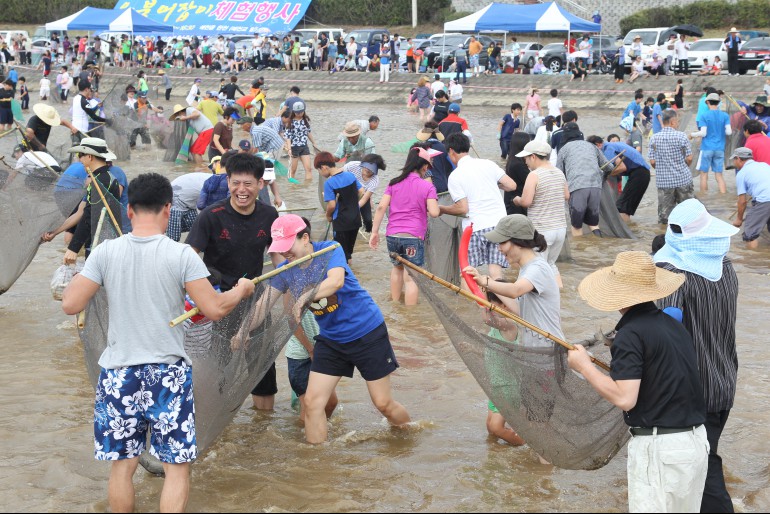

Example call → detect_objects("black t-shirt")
426 139 452 194
610 302 706 428
0 89 13 110
504 159 530 215
27 115 52 148
491 46 502 58
185 198 278 291
432 102 449 123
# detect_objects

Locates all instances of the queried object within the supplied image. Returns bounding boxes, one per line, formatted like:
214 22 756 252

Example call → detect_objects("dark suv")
427 34 496 70
345 28 390 59
541 35 619 73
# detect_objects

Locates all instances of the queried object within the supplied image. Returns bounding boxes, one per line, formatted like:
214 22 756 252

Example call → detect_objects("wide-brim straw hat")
68 137 118 161
416 128 444 141
578 251 685 311
33 103 61 126
342 122 361 138
169 104 188 121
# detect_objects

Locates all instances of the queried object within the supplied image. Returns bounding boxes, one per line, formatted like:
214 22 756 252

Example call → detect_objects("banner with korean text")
114 0 312 35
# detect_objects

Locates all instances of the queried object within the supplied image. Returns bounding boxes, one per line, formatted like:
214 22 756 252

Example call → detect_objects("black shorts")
333 228 359 261
407 56 415 64
0 109 13 125
251 361 278 396
291 145 310 157
568 187 601 228
122 53 130 61
311 322 398 381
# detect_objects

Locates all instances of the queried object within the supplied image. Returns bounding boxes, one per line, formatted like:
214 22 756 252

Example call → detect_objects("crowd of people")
3 23 766 511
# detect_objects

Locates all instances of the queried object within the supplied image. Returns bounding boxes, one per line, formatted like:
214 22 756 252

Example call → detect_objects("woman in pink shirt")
525 87 541 119
370 145 441 305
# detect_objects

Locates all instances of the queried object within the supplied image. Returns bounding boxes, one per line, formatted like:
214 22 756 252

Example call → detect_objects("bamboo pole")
13 121 60 175
84 166 123 237
394 254 612 372
723 93 750 120
169 243 341 327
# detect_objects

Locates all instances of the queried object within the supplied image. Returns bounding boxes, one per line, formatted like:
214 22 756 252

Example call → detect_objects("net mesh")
424 192 462 285
78 211 335 453
0 140 86 294
410 269 630 470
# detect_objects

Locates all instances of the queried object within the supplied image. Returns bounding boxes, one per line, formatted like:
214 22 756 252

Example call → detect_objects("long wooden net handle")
169 243 341 327
394 254 612 372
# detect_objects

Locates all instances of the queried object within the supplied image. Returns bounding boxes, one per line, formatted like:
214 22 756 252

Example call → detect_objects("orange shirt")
236 94 255 109
468 40 483 56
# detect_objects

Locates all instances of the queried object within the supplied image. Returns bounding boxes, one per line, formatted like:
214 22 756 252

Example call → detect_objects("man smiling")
185 153 280 410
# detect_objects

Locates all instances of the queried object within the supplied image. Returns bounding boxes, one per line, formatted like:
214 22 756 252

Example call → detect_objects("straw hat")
68 137 118 161
32 103 61 126
169 104 188 121
157 69 166 75
578 251 685 311
416 127 444 141
729 27 739 33
342 122 361 138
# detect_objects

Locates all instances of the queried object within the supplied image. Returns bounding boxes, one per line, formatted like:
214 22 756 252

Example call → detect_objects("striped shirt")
656 258 738 412
648 127 693 189
527 165 567 232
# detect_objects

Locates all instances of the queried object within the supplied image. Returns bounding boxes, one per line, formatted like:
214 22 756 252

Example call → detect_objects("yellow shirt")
469 40 483 56
198 99 224 127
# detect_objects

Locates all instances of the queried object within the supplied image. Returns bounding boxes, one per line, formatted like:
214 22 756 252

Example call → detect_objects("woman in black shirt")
504 132 532 215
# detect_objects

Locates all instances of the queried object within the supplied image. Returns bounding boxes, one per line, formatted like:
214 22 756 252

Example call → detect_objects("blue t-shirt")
736 160 770 203
603 142 649 170
699 109 731 151
55 162 88 194
272 241 384 343
695 95 709 127
500 113 520 140
623 101 641 120
324 171 362 230
652 104 664 134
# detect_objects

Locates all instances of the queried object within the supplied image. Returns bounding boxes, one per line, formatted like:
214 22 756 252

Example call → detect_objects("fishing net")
164 118 188 162
78 213 336 454
599 180 636 239
411 269 629 470
724 94 746 161
424 192 462 285
0 139 86 295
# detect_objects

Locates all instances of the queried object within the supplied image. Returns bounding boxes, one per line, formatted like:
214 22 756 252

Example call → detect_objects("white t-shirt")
675 39 689 59
431 80 445 96
80 234 210 369
447 155 506 231
449 83 463 102
171 172 212 210
547 97 562 117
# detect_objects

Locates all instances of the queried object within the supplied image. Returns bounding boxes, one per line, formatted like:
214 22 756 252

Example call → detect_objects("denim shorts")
94 359 197 464
386 235 425 266
698 150 724 173
287 357 312 396
291 145 310 157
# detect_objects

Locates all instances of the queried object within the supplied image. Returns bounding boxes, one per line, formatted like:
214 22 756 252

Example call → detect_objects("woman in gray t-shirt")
463 214 564 348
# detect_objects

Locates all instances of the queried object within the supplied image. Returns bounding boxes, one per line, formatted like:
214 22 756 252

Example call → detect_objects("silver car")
501 41 542 69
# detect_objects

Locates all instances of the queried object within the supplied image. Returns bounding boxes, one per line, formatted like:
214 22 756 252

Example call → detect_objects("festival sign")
114 0 313 35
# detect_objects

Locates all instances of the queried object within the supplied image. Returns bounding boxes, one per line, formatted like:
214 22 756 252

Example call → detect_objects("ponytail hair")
508 230 548 252
389 143 431 186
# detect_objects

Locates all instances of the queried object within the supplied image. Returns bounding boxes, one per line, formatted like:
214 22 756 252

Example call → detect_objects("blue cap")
448 103 460 113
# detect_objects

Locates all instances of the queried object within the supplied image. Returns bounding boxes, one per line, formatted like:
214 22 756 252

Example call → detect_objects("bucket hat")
68 137 117 161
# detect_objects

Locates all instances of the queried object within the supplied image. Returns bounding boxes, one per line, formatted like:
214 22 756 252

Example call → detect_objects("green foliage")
2 0 115 24
620 0 770 35
306 0 451 26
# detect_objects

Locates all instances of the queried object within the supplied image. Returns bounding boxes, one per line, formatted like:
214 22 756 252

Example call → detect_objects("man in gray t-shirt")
557 137 608 237
61 173 254 513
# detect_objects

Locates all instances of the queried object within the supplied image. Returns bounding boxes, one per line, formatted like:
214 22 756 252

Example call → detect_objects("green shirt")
285 311 320 360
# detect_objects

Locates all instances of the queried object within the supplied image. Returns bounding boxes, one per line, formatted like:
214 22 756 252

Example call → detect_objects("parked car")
738 36 770 74
686 38 728 72
501 41 541 69
740 30 770 41
427 34 496 70
344 28 390 59
622 27 677 68
537 36 618 73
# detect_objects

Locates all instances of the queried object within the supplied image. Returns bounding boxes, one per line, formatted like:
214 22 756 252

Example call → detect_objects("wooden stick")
84 166 123 237
77 311 86 329
76 208 108 329
169 243 341 327
13 121 60 175
724 93 750 120
394 254 612 372
0 127 16 139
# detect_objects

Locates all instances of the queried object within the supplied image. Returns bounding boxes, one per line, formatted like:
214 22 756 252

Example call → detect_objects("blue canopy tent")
444 2 601 33
46 8 173 33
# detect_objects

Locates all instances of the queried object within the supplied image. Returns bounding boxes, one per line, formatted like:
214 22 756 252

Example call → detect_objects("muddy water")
1 100 768 512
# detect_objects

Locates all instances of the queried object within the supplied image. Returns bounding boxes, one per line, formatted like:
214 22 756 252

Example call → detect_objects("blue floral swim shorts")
94 359 197 464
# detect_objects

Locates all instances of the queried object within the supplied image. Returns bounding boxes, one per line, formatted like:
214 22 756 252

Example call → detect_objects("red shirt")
745 132 770 165
440 113 469 131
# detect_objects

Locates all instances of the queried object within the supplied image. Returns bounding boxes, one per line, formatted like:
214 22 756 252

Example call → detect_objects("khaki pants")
627 425 709 513
291 53 300 70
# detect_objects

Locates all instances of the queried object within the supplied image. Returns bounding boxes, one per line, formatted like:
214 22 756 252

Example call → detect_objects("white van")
623 27 677 65
0 30 31 45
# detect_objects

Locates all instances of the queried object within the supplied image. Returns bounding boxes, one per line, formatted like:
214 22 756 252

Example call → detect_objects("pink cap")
415 147 443 161
268 214 307 253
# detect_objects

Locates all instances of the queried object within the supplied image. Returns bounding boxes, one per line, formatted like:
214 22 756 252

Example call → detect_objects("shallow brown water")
0 100 768 512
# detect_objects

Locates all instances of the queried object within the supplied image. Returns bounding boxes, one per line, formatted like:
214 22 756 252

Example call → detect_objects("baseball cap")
239 139 252 151
292 101 305 113
483 215 536 243
706 92 720 102
236 116 254 125
515 140 552 158
448 103 461 113
730 147 753 160
268 214 308 253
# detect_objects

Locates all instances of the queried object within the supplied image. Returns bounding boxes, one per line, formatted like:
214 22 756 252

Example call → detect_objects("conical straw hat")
32 103 61 126
578 251 685 311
